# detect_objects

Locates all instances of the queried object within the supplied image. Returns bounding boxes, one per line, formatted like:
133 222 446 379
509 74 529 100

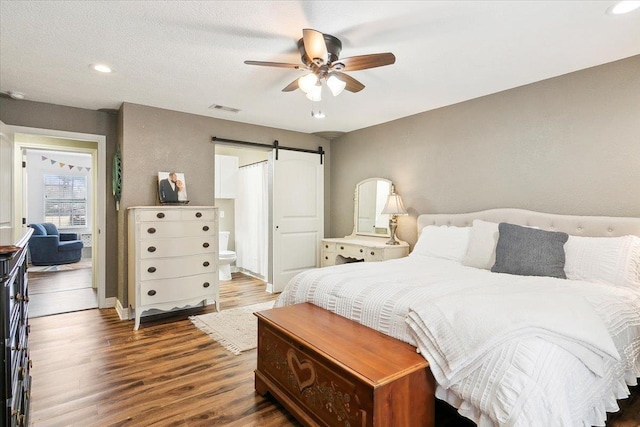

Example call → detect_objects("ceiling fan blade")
302 29 328 64
244 60 302 69
336 53 396 71
333 72 365 93
282 78 300 92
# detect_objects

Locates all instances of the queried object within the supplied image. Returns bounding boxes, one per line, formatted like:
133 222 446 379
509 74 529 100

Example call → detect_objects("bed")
274 208 640 427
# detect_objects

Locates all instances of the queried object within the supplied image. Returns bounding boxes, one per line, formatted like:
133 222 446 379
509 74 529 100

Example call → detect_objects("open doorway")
24 148 96 317
215 145 270 289
12 128 106 317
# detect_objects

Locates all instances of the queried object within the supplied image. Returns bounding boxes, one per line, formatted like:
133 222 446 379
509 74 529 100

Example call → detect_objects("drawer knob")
156 212 165 219
325 256 328 260
147 227 156 234
203 242 210 248
148 246 156 252
203 261 210 267
360 249 363 253
203 282 210 288
196 212 202 218
147 290 157 296
202 225 209 231
325 245 328 248
147 267 156 273
371 251 375 256
340 246 344 250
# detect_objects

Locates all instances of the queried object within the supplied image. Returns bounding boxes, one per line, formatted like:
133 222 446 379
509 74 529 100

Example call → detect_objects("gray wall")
118 103 330 306
0 98 119 299
330 55 640 247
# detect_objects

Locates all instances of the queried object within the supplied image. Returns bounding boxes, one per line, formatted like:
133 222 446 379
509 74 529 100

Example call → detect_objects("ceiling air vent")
209 104 241 113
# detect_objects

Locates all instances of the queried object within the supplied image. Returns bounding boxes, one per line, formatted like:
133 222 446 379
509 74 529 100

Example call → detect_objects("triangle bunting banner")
40 155 89 172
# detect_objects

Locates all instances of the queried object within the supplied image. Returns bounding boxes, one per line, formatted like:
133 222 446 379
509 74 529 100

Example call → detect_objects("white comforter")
274 254 640 427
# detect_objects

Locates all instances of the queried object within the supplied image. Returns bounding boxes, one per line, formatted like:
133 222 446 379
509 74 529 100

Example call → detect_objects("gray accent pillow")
491 223 569 278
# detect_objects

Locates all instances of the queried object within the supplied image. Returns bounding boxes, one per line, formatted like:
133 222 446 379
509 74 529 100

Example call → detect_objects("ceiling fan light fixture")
306 84 322 102
246 28 394 97
326 75 347 97
298 73 318 94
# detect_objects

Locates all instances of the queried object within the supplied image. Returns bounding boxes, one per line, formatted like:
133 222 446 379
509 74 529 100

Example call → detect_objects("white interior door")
0 121 15 242
271 149 324 293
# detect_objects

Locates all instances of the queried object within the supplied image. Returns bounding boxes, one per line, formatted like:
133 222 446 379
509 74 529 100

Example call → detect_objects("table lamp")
381 185 408 245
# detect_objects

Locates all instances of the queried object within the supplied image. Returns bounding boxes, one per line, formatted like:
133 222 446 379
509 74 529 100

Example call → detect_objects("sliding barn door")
271 150 324 293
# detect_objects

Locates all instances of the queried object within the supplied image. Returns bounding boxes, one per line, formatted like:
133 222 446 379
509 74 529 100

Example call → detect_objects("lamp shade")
306 84 322 101
298 73 319 94
326 75 346 96
381 192 407 216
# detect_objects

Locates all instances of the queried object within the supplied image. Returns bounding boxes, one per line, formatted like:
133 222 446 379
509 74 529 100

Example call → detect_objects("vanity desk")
322 177 410 267
321 236 409 266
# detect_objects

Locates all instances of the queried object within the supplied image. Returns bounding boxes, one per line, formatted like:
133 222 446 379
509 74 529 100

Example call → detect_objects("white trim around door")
10 126 108 309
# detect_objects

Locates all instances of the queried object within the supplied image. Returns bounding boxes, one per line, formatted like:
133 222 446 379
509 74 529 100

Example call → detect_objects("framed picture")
157 171 189 204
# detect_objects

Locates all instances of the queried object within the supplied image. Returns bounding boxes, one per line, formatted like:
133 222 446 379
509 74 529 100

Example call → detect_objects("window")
44 175 87 227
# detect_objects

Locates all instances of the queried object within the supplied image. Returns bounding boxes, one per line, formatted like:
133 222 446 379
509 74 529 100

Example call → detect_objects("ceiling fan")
244 29 396 101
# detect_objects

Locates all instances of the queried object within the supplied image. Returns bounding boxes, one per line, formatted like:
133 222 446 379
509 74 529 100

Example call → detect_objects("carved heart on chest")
286 348 316 392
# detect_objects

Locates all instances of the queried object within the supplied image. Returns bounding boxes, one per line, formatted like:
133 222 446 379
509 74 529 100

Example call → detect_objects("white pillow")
411 225 471 262
564 235 640 289
461 220 499 270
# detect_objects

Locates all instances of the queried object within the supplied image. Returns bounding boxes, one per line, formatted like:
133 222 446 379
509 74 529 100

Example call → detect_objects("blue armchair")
27 223 84 266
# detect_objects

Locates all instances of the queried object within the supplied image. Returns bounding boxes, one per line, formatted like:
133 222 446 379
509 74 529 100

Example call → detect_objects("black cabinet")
1 228 32 427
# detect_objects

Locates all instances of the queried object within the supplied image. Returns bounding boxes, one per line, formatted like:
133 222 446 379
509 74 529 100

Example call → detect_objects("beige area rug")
190 301 275 355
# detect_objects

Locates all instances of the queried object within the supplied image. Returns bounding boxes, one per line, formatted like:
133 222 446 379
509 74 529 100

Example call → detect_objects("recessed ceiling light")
607 1 640 15
90 64 113 73
7 91 25 100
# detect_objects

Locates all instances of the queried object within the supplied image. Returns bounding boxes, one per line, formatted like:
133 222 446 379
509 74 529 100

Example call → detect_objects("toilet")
218 231 237 281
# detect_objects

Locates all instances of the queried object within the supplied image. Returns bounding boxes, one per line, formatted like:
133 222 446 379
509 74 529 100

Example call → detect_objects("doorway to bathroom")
214 141 324 293
215 145 270 284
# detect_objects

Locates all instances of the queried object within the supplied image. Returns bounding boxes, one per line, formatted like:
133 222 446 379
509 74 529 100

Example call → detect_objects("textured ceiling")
1 1 639 135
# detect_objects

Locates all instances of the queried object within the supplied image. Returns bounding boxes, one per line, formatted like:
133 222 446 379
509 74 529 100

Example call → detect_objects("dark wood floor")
28 272 640 427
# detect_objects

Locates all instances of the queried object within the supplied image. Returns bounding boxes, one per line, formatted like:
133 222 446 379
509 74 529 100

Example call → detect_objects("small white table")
321 236 409 267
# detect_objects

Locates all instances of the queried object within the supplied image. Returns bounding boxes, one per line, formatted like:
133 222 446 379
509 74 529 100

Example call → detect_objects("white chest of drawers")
321 237 409 267
128 206 219 330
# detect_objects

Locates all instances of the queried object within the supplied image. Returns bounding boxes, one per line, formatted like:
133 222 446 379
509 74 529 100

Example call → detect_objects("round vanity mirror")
354 178 392 237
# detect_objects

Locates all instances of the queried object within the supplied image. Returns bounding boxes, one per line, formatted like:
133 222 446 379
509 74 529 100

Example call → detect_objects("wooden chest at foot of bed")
255 303 435 427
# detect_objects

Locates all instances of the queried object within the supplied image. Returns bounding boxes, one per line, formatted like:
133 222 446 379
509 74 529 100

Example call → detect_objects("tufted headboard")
417 208 640 238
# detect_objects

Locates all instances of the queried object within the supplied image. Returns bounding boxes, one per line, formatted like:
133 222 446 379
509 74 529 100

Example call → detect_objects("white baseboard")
103 297 116 308
115 299 130 320
265 282 274 293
